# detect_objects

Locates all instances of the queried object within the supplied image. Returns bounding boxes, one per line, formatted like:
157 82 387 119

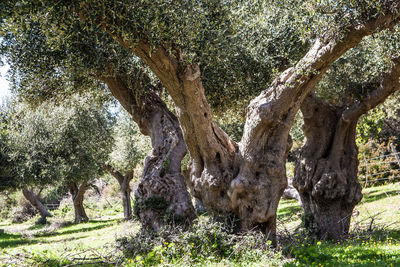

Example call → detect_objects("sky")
0 63 10 100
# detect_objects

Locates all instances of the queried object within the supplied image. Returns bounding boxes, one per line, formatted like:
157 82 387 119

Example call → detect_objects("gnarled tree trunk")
100 69 195 230
86 5 400 239
294 94 362 240
22 187 52 220
105 164 134 220
119 14 397 240
69 182 89 223
294 58 400 240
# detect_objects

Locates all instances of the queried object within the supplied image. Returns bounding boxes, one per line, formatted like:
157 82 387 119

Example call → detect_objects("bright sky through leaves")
0 63 10 99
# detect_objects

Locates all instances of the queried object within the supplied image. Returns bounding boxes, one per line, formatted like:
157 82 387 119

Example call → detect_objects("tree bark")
99 69 195 230
294 94 362 240
83 5 400 238
282 179 302 203
294 58 400 240
22 187 52 220
105 164 134 220
69 182 89 223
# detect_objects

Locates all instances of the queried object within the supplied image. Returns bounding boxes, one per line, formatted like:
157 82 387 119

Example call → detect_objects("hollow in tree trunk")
22 187 52 220
69 181 89 223
294 57 400 240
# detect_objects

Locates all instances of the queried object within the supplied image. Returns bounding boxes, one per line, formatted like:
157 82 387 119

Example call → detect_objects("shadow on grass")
0 232 89 249
47 235 88 243
0 232 38 248
361 189 400 204
34 219 120 238
28 224 48 231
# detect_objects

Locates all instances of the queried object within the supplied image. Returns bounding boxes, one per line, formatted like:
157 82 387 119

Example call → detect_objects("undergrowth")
117 217 285 266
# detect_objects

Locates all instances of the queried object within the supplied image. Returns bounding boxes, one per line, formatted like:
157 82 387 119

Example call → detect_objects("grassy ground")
0 183 399 266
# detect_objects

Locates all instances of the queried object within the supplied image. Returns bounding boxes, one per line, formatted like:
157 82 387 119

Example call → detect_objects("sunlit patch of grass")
277 199 302 233
284 234 400 266
351 183 400 232
0 215 140 266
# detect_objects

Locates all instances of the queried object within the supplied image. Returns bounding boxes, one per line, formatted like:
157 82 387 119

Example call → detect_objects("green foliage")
117 218 280 266
134 196 168 217
356 107 387 146
358 138 400 187
0 102 15 190
108 108 151 174
6 94 114 189
290 111 305 149
1 0 399 136
0 0 305 113
314 21 400 104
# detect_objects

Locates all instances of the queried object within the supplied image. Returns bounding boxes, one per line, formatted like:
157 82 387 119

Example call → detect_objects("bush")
116 217 282 266
10 203 36 223
0 191 17 220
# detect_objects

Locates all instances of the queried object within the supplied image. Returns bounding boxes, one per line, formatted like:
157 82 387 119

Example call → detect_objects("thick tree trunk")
294 58 400 240
294 94 362 240
120 178 133 220
69 182 89 223
105 164 134 220
84 5 400 238
22 187 51 219
100 70 195 230
111 13 398 239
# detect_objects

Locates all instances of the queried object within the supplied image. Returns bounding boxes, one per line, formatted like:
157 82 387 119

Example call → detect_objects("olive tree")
2 0 400 239
0 3 196 230
0 100 52 220
7 95 113 223
0 101 16 190
294 32 400 239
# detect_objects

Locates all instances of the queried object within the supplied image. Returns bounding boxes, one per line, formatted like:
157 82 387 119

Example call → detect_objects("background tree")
0 3 196 230
7 95 114 223
106 109 151 220
0 100 53 220
0 101 16 190
294 30 400 239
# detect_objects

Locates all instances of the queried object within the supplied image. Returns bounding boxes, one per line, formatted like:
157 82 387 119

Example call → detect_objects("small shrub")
10 194 37 223
117 217 281 266
10 204 36 223
0 191 17 220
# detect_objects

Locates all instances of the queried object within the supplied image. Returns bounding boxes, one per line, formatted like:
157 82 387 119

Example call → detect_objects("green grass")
0 183 399 266
280 182 400 267
0 216 139 266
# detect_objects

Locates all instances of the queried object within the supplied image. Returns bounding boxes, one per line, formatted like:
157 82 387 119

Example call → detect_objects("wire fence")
358 143 400 187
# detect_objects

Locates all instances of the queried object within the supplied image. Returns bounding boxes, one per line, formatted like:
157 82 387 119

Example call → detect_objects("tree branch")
343 56 400 122
240 9 400 151
104 164 124 184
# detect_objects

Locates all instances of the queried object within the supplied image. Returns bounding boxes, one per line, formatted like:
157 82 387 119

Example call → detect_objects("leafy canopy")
6 94 114 189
